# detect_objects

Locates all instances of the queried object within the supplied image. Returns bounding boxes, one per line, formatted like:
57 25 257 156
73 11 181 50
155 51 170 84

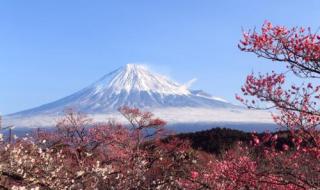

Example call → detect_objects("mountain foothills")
4 64 273 130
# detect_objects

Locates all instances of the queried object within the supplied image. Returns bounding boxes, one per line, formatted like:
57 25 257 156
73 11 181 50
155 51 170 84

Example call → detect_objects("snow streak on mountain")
13 64 236 116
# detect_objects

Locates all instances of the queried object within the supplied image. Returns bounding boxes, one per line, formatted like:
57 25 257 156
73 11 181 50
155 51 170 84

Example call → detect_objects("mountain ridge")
11 64 236 116
5 64 274 131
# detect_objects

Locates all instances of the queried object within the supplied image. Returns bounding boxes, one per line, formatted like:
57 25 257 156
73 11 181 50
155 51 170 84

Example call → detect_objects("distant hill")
171 127 294 154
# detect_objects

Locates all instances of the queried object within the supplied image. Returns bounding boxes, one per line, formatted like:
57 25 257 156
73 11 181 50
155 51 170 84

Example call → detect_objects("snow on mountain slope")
5 64 274 130
97 64 190 95
11 64 237 116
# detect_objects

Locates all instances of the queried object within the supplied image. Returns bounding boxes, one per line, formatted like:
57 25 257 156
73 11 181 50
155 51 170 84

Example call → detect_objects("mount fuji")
5 64 274 132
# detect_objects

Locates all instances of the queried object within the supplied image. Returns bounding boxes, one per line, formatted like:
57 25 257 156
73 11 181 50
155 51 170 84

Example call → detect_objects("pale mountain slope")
11 64 236 116
5 64 274 131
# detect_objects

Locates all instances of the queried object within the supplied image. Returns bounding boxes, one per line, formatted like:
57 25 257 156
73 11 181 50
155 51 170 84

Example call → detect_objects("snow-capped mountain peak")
93 64 190 96
11 64 235 116
5 63 274 131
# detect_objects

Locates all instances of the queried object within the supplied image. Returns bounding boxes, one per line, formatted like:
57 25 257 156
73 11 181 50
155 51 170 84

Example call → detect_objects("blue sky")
1 0 320 114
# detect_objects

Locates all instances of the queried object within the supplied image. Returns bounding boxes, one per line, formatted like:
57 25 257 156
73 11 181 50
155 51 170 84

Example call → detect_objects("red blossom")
237 21 320 189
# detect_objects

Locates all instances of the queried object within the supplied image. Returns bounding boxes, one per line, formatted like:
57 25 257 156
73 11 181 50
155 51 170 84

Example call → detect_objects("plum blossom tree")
237 21 320 189
0 107 197 190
